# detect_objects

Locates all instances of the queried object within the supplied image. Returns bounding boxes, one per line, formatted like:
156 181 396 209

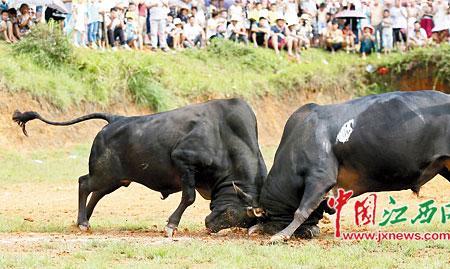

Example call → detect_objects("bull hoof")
296 225 320 239
164 225 177 238
269 233 289 244
78 222 90 231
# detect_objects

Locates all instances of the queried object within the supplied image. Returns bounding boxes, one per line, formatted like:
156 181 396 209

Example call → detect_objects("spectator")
359 25 377 59
382 9 394 54
325 19 343 53
137 1 148 48
317 3 328 38
227 16 248 44
390 0 408 50
206 11 221 39
183 15 205 48
251 16 271 48
287 18 300 59
7 8 20 41
269 16 294 56
408 21 428 48
178 7 189 23
167 17 183 49
284 0 298 25
267 3 279 25
87 0 100 48
248 2 269 24
106 7 129 50
342 23 356 53
191 6 205 28
371 0 384 51
148 0 169 51
18 4 32 35
297 14 313 49
125 14 139 48
0 0 7 12
1 9 14 43
420 1 434 38
228 0 244 21
72 0 88 47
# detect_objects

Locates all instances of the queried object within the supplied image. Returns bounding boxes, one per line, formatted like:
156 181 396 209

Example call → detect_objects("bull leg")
165 170 196 237
77 175 92 231
86 184 121 220
270 174 336 243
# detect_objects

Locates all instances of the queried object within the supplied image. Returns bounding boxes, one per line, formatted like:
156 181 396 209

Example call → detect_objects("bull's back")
331 91 450 183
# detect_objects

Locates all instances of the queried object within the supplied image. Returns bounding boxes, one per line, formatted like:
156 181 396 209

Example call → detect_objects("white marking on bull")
336 119 355 144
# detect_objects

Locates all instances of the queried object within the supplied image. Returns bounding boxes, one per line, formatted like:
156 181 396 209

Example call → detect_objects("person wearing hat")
359 25 377 59
287 18 301 59
325 19 344 53
298 14 313 49
269 16 295 56
251 16 271 48
167 17 183 49
178 7 189 24
226 15 248 45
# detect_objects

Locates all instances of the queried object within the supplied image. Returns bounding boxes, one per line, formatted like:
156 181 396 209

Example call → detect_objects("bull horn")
246 207 265 218
232 181 253 204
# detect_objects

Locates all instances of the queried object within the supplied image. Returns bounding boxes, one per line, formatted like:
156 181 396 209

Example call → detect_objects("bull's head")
204 182 265 233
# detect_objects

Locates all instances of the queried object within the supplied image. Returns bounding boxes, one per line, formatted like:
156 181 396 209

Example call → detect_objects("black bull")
239 91 450 242
13 98 267 236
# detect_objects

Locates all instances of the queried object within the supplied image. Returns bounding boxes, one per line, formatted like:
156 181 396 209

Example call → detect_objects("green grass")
1 40 369 111
0 144 90 184
0 237 449 268
0 144 449 268
2 24 448 112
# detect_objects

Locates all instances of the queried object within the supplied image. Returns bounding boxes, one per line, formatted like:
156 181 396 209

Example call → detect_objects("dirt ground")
1 89 449 260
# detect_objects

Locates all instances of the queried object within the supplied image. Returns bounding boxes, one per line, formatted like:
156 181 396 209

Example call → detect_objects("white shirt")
390 6 408 29
183 23 202 40
146 0 169 20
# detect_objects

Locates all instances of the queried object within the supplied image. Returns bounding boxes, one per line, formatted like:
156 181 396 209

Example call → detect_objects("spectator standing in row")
390 0 408 51
148 0 169 51
382 8 394 54
371 0 384 52
87 0 100 48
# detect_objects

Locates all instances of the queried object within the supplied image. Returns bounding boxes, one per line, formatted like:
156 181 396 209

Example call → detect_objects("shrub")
13 22 73 68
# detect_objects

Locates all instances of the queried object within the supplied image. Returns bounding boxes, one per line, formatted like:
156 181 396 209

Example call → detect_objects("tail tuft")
12 110 40 136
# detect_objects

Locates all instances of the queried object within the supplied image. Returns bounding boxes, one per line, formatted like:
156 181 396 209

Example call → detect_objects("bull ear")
232 181 254 205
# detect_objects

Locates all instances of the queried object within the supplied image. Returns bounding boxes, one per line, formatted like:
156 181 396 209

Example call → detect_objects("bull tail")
12 110 122 136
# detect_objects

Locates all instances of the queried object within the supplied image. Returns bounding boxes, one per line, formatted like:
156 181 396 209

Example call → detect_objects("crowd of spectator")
1 0 450 58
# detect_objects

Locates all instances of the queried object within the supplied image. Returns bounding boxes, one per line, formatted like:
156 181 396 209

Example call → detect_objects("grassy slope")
1 40 370 111
1 25 448 112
